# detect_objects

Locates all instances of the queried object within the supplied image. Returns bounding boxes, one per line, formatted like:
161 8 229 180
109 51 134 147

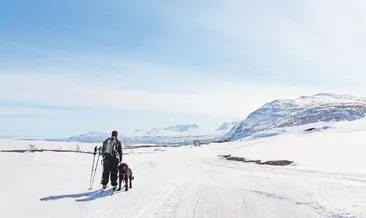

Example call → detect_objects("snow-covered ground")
1 119 366 217
0 138 96 151
229 119 366 174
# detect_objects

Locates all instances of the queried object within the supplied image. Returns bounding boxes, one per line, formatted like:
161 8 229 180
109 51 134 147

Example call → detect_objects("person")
100 130 123 190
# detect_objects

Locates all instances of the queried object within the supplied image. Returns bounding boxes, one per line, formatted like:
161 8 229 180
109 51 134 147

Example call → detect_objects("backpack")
102 138 119 159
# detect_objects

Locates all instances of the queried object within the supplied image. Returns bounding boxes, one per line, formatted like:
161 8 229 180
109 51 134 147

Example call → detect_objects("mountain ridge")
225 93 366 141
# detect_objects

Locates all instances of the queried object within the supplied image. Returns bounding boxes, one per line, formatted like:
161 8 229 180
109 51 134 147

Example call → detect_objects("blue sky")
2 0 366 137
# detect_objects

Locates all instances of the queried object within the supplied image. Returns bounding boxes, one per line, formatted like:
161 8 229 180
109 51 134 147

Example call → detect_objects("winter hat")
111 130 118 137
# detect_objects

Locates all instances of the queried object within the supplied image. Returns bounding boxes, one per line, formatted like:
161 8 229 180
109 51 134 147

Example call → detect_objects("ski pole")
91 146 101 189
88 146 97 190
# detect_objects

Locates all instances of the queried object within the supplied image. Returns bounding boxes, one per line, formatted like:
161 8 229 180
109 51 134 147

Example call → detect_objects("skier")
100 130 123 190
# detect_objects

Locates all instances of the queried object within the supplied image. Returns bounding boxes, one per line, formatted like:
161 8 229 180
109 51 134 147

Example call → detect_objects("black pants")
101 156 118 186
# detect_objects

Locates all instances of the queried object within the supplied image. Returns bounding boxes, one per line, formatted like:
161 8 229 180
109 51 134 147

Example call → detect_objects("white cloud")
3 1 366 121
159 0 366 83
0 73 320 118
272 1 366 69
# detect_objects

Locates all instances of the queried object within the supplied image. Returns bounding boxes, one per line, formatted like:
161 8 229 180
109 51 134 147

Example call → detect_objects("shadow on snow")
40 188 114 202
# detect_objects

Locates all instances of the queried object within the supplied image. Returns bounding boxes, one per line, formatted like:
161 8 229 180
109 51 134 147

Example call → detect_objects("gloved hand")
97 146 102 155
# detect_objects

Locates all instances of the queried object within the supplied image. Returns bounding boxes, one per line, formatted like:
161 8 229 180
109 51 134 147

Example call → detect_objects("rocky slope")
225 93 366 141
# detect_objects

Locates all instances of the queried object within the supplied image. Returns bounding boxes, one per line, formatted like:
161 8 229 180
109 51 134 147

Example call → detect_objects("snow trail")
1 133 366 218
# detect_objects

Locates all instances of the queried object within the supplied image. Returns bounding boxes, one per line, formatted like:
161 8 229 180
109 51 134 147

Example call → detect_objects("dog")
118 163 134 191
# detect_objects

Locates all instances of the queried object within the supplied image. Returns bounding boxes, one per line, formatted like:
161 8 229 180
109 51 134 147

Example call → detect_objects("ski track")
120 148 366 218
1 144 366 218
132 148 366 218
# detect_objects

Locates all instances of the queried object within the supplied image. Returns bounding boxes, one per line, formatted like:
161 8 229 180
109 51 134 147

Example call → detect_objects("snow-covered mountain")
133 129 146 134
61 124 223 145
226 93 366 141
162 124 200 133
143 124 201 136
216 122 238 131
65 132 109 143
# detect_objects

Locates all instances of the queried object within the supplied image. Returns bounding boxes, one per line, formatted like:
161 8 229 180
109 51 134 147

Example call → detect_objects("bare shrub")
28 144 37 152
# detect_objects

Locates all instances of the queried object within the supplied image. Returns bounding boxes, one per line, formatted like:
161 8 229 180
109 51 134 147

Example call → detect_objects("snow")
227 93 366 141
129 123 237 137
215 121 238 132
60 123 230 145
1 119 366 217
0 138 97 151
228 118 366 174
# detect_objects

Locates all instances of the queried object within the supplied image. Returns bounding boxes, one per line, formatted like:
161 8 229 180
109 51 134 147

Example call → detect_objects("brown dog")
118 163 134 191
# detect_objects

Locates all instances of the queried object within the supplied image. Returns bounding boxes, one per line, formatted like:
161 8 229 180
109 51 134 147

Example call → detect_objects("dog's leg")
124 174 128 191
117 173 122 191
117 176 121 191
129 175 132 188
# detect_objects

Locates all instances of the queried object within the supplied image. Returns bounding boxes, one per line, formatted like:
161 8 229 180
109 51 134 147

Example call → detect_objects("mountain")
225 93 366 141
133 124 201 136
146 124 201 135
62 124 221 145
143 124 199 135
65 132 109 143
133 129 146 133
216 122 238 131
163 124 200 132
